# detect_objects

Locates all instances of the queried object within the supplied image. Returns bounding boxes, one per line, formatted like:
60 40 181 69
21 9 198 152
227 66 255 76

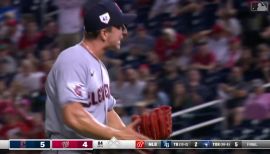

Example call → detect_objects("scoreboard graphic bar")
0 140 9 149
4 140 270 150
242 140 270 148
9 139 51 150
93 140 135 149
135 140 270 149
52 139 93 150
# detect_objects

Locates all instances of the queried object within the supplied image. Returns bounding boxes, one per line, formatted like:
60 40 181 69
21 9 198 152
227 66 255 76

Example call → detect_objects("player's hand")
115 118 150 140
127 119 153 154
127 117 141 130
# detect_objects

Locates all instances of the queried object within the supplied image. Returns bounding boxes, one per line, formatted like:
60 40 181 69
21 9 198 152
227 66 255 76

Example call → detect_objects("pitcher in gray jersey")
43 1 148 153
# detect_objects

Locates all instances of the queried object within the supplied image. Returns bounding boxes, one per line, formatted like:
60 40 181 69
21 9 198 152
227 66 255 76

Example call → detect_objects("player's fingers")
135 132 151 140
139 135 150 140
127 118 141 129
125 128 149 140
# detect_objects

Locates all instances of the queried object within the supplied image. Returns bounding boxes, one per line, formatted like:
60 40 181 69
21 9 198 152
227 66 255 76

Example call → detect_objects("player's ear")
99 28 111 42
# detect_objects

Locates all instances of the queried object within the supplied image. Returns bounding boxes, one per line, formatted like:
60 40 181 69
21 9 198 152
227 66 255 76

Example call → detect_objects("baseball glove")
132 105 172 140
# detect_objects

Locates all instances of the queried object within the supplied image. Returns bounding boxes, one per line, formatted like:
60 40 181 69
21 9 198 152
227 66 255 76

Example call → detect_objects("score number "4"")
82 142 89 147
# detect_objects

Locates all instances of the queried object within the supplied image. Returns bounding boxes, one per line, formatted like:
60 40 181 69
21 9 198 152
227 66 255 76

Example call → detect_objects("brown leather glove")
132 105 172 139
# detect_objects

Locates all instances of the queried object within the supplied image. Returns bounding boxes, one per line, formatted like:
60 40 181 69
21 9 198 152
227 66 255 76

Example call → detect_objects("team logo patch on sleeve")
67 82 87 99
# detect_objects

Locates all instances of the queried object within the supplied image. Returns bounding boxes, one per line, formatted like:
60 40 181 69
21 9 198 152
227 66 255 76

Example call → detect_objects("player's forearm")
62 102 119 139
107 109 126 130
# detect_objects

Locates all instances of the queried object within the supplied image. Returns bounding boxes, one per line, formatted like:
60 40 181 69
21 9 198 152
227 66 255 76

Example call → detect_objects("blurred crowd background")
1 0 270 153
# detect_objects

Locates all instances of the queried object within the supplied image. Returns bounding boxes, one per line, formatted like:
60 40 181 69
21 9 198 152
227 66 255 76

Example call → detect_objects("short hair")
84 31 100 39
84 27 113 40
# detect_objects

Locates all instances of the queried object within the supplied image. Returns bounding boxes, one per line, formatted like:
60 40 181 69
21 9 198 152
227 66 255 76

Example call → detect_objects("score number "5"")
40 142 45 148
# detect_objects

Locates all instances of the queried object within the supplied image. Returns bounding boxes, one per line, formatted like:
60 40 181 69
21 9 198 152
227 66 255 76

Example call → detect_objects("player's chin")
107 44 121 51
115 41 121 49
115 44 121 50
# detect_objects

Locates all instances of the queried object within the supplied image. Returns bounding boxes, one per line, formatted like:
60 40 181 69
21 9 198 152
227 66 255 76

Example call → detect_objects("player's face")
106 25 127 50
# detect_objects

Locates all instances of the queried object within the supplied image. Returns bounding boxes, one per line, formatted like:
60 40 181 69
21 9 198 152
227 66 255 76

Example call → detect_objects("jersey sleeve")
107 95 116 111
54 61 89 106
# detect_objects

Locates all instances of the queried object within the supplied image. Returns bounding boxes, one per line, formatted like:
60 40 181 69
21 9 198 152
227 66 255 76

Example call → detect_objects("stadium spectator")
138 79 169 108
109 63 130 124
53 0 85 50
13 59 45 93
175 0 219 34
18 20 42 56
121 44 145 68
110 69 128 105
219 66 250 126
124 68 146 107
207 24 230 66
38 50 54 85
134 0 153 23
173 1 201 34
135 79 169 117
138 64 153 81
261 25 270 44
0 79 6 99
50 47 61 61
244 79 269 120
185 69 211 104
171 41 193 72
256 43 270 60
0 44 17 85
0 0 20 22
126 24 155 55
191 39 216 75
146 51 163 77
40 50 53 64
249 44 270 83
0 107 31 139
13 97 45 139
171 81 192 111
8 80 26 101
148 0 179 20
216 7 242 37
236 47 256 81
36 19 58 57
223 37 242 69
159 60 183 100
155 27 186 61
0 18 22 45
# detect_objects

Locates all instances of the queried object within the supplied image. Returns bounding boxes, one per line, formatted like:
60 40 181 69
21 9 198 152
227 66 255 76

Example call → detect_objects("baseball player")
43 0 148 153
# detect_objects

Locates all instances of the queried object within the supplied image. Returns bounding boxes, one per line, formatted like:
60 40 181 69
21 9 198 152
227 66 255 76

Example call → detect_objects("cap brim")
122 13 137 25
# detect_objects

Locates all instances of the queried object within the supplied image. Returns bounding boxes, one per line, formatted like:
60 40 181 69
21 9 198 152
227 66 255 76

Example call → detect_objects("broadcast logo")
251 1 268 11
61 141 69 148
20 141 26 148
136 141 145 148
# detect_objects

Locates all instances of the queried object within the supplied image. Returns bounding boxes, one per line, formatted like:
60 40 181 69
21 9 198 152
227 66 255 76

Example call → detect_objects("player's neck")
82 39 105 60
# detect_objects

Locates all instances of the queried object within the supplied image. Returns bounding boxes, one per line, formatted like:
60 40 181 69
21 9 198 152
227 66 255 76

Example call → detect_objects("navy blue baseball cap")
83 0 136 32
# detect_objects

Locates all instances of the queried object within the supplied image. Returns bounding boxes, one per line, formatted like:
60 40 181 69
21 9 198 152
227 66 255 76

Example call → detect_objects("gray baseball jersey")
45 44 116 139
